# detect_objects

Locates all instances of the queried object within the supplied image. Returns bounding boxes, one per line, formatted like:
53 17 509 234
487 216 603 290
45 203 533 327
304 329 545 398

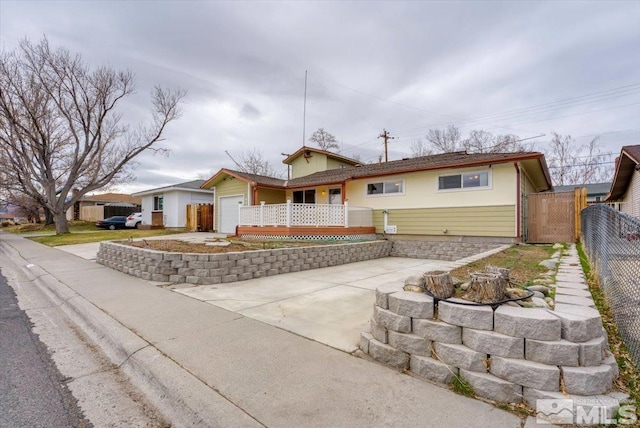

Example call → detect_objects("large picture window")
366 180 404 195
438 171 489 190
293 189 316 204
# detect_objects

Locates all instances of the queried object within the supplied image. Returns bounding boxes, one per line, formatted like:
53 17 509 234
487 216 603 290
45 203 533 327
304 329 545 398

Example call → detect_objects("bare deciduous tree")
424 125 530 154
309 128 339 151
409 139 432 158
234 148 282 177
546 133 611 185
0 37 185 234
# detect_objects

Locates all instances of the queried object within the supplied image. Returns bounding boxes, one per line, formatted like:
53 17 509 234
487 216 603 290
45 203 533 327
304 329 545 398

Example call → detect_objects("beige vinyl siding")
214 178 248 231
256 188 286 204
290 153 328 178
372 205 516 237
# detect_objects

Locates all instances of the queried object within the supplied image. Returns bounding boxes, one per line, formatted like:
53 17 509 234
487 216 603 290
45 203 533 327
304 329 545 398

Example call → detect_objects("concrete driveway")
174 257 461 353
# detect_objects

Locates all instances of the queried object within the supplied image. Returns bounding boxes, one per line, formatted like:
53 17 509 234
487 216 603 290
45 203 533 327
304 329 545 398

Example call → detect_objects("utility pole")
378 129 396 162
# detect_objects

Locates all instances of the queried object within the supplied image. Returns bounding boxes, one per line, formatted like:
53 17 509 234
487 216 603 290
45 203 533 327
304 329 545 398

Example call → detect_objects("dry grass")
122 238 342 253
450 244 555 287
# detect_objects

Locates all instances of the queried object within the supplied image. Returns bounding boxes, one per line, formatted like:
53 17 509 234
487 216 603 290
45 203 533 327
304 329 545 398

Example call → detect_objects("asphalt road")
0 268 90 428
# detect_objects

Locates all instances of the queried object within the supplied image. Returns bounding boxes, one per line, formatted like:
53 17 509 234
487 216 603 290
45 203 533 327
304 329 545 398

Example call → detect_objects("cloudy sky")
1 1 639 192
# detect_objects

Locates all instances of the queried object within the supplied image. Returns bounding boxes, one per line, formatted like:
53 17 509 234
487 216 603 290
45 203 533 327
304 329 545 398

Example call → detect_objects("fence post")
344 201 349 227
260 201 265 227
286 199 291 227
238 200 243 228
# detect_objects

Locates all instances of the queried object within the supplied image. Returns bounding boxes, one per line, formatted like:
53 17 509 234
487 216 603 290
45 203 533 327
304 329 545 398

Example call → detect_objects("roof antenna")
302 70 307 147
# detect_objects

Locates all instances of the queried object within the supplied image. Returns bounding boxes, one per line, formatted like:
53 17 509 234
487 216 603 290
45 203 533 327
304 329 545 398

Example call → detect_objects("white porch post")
260 201 265 227
238 200 244 227
286 199 291 227
344 200 349 227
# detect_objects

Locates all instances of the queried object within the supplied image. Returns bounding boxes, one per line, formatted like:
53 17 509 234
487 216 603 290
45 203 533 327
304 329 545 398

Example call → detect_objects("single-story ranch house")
201 147 553 243
606 145 640 218
133 180 215 228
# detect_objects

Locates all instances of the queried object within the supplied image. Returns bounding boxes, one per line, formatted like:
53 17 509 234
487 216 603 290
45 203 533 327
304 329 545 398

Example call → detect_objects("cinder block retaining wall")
360 246 622 410
97 241 393 285
390 240 503 261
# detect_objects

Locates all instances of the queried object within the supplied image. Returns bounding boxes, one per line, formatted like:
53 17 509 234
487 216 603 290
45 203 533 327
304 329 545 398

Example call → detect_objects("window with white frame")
153 195 164 211
438 171 489 190
366 179 404 195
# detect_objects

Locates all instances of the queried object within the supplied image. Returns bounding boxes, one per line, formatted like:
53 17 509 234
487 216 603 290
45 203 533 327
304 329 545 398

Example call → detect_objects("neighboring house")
66 193 142 221
0 213 17 223
201 148 553 242
606 145 640 218
554 182 612 204
132 180 215 228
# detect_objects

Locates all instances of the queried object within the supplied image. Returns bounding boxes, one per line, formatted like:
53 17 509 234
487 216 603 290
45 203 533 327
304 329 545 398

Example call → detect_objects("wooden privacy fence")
527 187 587 243
186 204 214 232
80 205 141 222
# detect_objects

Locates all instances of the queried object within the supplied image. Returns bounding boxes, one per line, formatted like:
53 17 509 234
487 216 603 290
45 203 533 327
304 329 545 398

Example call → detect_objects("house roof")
554 182 612 195
133 179 213 197
285 151 553 190
200 169 286 189
81 193 141 205
607 145 640 201
282 146 361 166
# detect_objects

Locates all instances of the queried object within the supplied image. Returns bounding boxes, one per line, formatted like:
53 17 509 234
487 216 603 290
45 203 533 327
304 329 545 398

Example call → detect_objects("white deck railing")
239 201 373 227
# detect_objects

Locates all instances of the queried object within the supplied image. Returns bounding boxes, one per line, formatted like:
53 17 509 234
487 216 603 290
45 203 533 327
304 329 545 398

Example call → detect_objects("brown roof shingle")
81 193 142 205
286 151 548 188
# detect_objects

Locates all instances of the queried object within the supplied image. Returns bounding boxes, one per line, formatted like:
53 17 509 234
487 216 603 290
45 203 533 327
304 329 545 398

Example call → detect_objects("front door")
329 188 341 204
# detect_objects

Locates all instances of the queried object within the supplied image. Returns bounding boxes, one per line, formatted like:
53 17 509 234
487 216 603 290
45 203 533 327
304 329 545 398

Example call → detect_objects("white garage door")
219 195 244 233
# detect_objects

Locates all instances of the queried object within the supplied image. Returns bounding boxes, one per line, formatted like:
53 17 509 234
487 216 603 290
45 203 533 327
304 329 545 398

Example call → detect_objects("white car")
125 212 143 228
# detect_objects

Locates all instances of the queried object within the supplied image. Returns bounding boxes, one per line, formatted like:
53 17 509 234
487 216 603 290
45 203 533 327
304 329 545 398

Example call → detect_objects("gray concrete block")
494 306 561 341
463 328 524 359
554 294 595 308
370 318 387 344
388 331 431 357
548 304 603 342
460 369 523 403
438 299 493 330
433 342 487 372
413 318 461 344
368 338 409 370
375 283 402 310
525 339 579 366
602 353 619 379
410 355 457 384
388 291 434 319
373 306 412 333
359 332 372 354
491 356 560 391
562 365 613 395
555 287 592 298
579 336 606 367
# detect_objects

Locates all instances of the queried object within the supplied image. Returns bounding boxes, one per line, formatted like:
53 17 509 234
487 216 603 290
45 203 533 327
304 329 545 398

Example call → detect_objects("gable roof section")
286 151 552 189
81 193 141 205
133 179 213 197
200 169 286 189
607 145 640 200
282 146 360 166
555 182 612 195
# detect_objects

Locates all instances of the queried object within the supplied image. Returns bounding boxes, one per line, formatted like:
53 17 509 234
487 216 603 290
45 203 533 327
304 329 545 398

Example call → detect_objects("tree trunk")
424 271 455 299
54 211 70 234
44 207 54 225
465 272 507 303
485 265 509 281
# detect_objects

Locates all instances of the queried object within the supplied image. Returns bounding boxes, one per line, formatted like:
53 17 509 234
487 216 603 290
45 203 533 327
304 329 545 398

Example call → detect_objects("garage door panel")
219 195 243 233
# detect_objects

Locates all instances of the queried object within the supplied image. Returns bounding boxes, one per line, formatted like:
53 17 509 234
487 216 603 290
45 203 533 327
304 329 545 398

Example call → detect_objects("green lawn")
2 220 184 246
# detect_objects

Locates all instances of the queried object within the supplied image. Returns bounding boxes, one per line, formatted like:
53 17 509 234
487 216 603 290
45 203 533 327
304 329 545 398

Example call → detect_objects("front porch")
237 201 377 240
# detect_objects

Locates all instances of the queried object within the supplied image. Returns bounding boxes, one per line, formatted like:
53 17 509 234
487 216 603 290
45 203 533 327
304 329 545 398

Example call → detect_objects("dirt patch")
120 239 338 254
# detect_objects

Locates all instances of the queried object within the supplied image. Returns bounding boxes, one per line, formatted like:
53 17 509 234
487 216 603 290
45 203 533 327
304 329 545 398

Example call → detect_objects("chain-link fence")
582 204 640 368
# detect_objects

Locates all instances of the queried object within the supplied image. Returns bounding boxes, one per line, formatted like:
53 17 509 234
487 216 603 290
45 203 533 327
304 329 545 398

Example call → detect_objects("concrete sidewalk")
0 233 527 427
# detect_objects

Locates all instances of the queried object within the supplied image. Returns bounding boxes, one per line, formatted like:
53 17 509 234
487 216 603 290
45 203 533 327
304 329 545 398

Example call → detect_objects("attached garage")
218 195 244 233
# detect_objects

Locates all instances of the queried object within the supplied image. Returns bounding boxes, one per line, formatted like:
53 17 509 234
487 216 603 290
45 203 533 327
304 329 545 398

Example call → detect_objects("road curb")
1 240 261 428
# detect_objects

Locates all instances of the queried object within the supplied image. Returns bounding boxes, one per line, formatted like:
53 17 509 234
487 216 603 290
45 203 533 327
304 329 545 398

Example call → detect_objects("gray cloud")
1 0 638 191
